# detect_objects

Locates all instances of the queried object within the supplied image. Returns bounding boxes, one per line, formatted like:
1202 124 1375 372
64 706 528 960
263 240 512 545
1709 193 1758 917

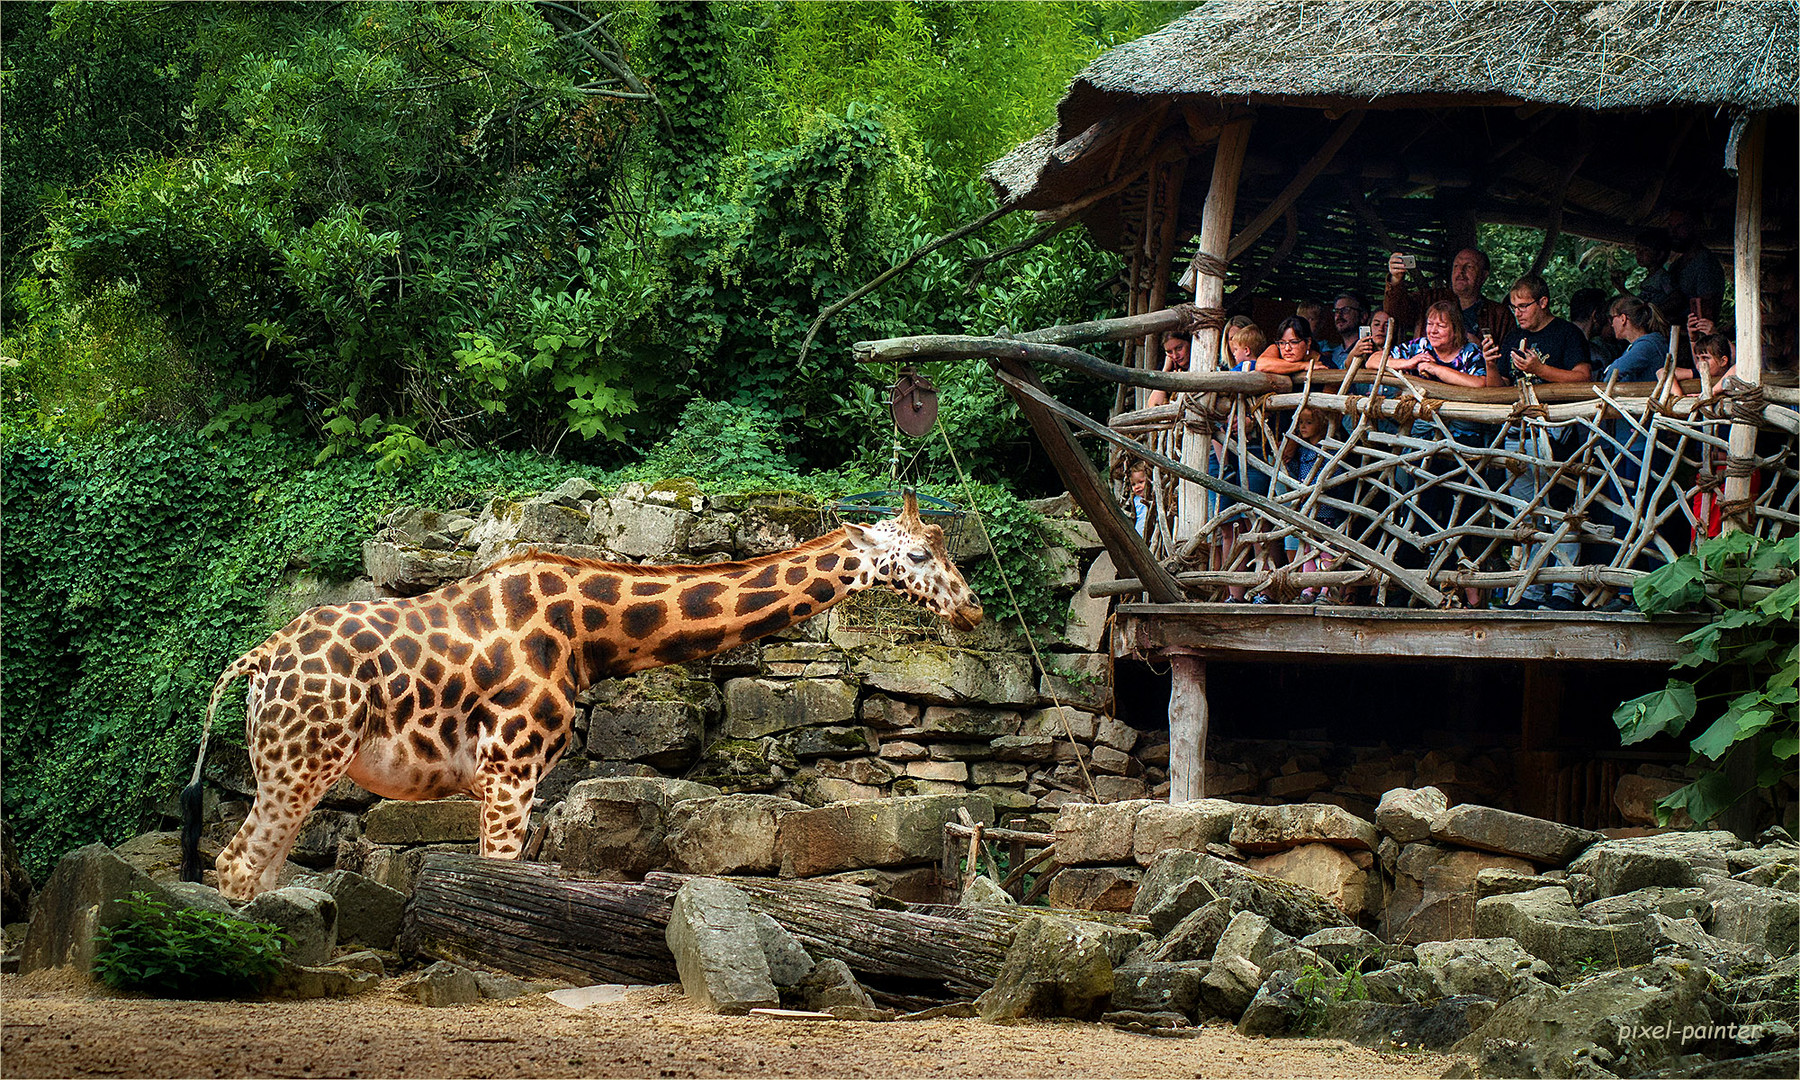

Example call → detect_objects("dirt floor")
1 970 1460 1079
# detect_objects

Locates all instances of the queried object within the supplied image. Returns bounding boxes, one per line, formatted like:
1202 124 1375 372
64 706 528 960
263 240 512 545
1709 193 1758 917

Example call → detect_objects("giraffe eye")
908 550 930 564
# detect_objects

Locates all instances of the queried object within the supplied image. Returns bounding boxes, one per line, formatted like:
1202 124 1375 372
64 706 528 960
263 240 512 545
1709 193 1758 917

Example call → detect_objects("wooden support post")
1180 117 1252 539
1167 652 1208 803
1724 113 1765 535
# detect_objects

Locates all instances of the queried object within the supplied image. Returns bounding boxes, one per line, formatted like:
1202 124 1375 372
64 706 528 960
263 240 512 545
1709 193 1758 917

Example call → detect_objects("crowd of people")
1128 230 1738 610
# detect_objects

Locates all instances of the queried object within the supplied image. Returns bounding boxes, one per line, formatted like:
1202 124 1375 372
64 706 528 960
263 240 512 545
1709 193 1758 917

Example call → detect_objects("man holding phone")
1496 274 1590 611
1385 247 1514 366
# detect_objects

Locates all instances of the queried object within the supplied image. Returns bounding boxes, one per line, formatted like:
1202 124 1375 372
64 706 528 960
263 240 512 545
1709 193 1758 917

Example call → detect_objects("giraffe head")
844 492 984 631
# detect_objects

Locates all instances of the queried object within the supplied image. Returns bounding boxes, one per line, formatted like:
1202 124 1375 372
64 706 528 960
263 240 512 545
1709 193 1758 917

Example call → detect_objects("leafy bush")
93 891 289 997
1613 532 1799 826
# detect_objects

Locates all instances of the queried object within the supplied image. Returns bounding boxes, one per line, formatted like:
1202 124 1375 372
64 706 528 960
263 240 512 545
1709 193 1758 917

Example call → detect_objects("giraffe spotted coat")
195 501 982 899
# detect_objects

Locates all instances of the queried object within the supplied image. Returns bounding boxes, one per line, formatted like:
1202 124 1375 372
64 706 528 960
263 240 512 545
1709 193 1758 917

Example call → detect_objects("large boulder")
1375 786 1449 844
240 886 338 968
854 645 1037 707
1229 803 1379 854
1566 831 1745 898
1474 885 1653 982
1246 844 1375 922
1323 996 1498 1052
974 914 1117 1022
583 667 719 769
1703 877 1800 957
544 777 720 878
1111 960 1208 1018
1451 957 1727 1078
317 870 406 951
1131 801 1243 864
720 678 857 740
1044 866 1141 912
774 794 993 878
1389 843 1535 943
360 799 482 846
1152 897 1235 963
1412 938 1555 1003
19 845 170 975
1064 551 1117 653
665 794 808 876
1053 800 1158 865
1429 805 1600 867
665 879 781 1015
1213 910 1296 970
587 495 695 559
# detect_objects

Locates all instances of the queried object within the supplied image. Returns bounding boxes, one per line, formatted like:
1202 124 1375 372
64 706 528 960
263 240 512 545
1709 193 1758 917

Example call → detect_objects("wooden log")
400 854 1045 1000
1725 112 1766 534
992 356 1184 602
400 853 682 986
1185 117 1252 534
1167 654 1208 802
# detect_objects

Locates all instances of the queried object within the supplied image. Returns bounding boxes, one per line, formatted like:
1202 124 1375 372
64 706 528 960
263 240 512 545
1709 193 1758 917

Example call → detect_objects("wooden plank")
1184 117 1253 533
1725 112 1766 534
1117 604 1699 663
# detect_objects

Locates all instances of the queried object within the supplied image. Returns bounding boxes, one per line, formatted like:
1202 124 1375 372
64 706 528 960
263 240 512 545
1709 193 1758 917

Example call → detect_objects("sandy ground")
1 971 1460 1079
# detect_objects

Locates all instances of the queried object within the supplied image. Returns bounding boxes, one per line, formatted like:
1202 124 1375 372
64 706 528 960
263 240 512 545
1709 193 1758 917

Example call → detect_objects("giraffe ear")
843 521 873 545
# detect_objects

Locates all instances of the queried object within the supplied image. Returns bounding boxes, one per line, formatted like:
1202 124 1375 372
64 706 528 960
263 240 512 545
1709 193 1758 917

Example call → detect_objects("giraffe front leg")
217 696 362 900
473 750 543 861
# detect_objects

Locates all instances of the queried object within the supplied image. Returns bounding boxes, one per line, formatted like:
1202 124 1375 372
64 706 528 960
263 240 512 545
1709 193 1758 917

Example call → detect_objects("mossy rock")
646 477 705 506
579 666 722 712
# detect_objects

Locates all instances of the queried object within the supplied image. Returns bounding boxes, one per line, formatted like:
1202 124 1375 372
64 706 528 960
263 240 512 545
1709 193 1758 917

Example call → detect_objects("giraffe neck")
549 528 874 679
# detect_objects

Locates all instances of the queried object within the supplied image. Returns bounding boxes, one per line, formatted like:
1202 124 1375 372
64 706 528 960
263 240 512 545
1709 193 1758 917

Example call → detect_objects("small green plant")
1612 532 1798 826
93 892 290 997
1575 955 1602 977
1293 961 1369 1033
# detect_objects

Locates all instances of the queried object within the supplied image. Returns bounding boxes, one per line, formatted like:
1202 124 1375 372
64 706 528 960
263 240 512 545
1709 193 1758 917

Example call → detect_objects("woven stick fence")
1110 371 1797 608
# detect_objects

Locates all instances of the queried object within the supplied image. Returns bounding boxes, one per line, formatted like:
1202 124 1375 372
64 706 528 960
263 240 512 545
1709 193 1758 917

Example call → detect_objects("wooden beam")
990 356 1184 603
1167 654 1207 803
1116 605 1701 663
1725 113 1766 534
1184 117 1253 538
991 369 1445 608
1226 111 1363 263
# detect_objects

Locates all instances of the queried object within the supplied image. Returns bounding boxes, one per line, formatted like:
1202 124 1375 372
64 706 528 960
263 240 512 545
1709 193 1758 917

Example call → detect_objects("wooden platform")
1116 603 1704 664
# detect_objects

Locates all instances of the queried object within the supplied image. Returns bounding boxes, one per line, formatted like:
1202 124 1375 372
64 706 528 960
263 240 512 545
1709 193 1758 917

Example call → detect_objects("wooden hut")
857 1 1798 826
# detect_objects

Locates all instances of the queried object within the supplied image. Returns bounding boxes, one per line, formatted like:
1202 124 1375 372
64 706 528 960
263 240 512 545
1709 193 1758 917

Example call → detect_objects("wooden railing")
855 307 1799 611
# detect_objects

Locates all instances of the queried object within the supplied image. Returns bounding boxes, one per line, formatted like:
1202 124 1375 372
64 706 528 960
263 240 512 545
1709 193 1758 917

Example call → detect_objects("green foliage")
93 892 289 997
0 424 572 875
1294 961 1370 1034
1613 533 1799 827
942 481 1060 636
635 398 798 488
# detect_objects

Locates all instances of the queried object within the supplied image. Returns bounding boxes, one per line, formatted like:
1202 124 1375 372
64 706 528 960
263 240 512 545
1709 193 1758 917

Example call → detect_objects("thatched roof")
989 0 1797 208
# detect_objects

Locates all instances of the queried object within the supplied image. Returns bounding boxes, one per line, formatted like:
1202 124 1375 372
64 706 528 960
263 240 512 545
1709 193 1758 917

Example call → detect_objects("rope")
1186 252 1230 281
1508 399 1550 422
936 425 1101 805
1721 376 1767 425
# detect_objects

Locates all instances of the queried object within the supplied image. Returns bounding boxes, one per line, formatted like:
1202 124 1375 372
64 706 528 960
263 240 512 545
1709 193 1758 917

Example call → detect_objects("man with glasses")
1324 293 1368 368
1496 274 1591 610
1385 247 1513 349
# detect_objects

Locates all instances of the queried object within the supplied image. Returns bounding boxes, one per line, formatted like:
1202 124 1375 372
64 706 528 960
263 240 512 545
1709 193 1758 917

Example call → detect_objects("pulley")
889 366 939 438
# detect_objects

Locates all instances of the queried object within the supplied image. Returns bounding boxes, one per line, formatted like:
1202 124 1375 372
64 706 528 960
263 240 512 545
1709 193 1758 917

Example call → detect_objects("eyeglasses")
1278 338 1307 347
1509 298 1546 311
1333 305 1363 315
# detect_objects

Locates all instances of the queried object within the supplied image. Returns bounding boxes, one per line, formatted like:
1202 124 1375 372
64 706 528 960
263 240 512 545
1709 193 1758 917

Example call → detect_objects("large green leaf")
1635 555 1706 614
1614 682 1698 745
1656 772 1735 827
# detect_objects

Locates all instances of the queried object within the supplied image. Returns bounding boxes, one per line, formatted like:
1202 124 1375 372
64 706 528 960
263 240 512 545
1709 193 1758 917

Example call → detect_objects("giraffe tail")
180 652 260 883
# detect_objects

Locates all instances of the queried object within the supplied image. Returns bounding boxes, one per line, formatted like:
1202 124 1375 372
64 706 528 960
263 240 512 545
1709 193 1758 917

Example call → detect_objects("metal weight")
889 367 939 437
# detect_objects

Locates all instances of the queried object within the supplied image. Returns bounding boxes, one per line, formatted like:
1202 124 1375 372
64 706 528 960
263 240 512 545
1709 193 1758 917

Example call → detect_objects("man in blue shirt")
1322 293 1367 369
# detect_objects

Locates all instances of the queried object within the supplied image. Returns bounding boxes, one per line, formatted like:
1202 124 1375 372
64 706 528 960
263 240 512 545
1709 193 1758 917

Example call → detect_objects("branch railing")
854 311 1799 610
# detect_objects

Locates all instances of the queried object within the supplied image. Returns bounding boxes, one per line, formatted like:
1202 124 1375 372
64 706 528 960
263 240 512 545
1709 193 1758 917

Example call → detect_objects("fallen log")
400 854 1129 999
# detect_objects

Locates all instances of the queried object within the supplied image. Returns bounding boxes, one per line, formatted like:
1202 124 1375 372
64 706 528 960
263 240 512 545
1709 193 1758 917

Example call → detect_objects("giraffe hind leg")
216 692 364 900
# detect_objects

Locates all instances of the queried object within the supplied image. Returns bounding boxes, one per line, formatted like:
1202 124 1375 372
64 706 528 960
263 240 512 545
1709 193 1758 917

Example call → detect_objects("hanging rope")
935 426 1101 805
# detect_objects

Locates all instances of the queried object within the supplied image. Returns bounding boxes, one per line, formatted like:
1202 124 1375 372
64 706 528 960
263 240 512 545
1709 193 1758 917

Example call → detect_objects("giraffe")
181 492 983 900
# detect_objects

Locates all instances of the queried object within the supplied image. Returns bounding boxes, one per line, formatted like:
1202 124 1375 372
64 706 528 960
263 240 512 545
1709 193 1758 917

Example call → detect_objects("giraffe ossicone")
183 491 983 900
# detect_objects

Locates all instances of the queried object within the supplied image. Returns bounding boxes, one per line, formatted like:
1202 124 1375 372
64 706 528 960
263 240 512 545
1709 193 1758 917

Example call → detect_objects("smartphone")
1359 325 1372 339
1690 298 1704 318
1399 254 1418 270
